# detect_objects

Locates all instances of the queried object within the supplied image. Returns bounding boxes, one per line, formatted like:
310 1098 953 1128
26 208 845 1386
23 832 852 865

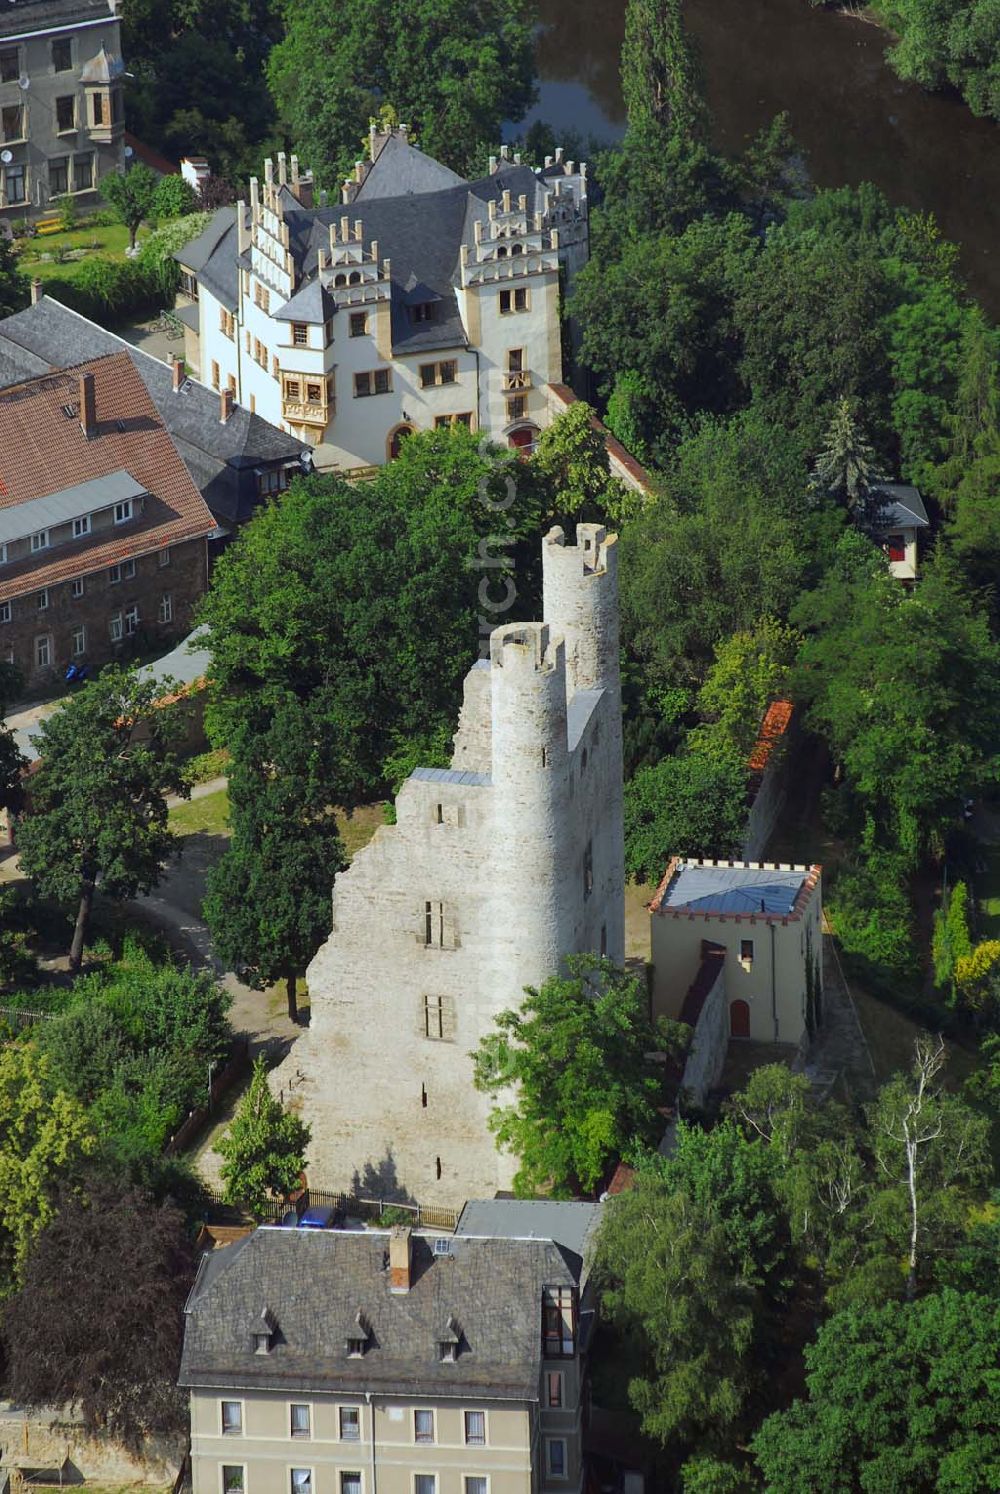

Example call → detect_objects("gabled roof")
874 482 930 531
0 0 115 39
0 298 306 523
0 352 216 602
180 1228 577 1399
455 1199 602 1284
353 133 466 201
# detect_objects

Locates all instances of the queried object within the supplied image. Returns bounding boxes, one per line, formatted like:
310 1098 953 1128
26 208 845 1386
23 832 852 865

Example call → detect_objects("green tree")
691 618 800 763
16 666 190 970
624 749 748 884
267 0 535 186
103 163 158 250
472 956 686 1196
594 1159 757 1448
0 1045 95 1293
932 878 973 991
752 1289 1000 1491
151 172 198 221
620 0 707 142
0 235 29 318
2 1179 194 1450
531 401 633 525
0 658 25 819
203 697 346 1021
810 397 887 532
216 1055 310 1218
0 886 33 988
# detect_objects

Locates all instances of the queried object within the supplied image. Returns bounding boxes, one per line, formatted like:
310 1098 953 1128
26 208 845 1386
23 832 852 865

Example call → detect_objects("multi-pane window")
257 469 284 498
547 1371 564 1407
341 1476 361 1494
415 1479 436 1494
290 1403 311 1438
158 593 172 624
71 624 86 657
55 95 75 132
546 1438 567 1478
92 92 106 126
543 1287 576 1357
290 1471 312 1494
0 602 10 624
219 308 235 339
0 49 18 83
124 560 136 579
499 287 528 314
36 589 48 611
464 1410 486 1446
0 542 6 564
414 1408 434 1443
338 1406 360 1441
73 514 90 538
124 603 140 635
29 531 48 553
424 899 444 947
109 613 123 642
507 348 524 374
419 360 457 388
465 1481 488 1494
411 301 433 323
109 564 121 585
292 322 309 346
3 163 25 203
211 361 221 390
49 156 69 195
72 153 93 191
354 369 391 397
35 635 50 669
423 994 443 1040
52 38 72 70
1 104 22 141
349 312 367 338
221 1401 242 1435
114 499 132 524
507 395 526 421
221 1468 245 1494
434 413 473 430
158 546 171 567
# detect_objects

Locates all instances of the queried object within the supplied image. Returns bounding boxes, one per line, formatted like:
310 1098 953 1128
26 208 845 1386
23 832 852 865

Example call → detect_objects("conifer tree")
216 1056 310 1219
811 397 887 533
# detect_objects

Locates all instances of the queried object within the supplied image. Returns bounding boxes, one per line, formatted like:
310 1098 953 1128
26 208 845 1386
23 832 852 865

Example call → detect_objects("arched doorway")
388 424 415 460
730 1000 750 1039
507 423 539 455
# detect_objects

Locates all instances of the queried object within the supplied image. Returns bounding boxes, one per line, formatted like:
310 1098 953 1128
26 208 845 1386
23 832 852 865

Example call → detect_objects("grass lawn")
340 802 385 859
169 786 230 837
14 220 149 282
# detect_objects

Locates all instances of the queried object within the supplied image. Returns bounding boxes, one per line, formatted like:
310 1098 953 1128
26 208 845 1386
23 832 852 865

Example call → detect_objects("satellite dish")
123 145 133 158
0 150 12 164
17 74 29 90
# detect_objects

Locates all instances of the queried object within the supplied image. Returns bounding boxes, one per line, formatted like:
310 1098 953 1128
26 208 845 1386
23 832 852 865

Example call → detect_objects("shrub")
136 210 210 303
151 174 198 223
827 852 923 1001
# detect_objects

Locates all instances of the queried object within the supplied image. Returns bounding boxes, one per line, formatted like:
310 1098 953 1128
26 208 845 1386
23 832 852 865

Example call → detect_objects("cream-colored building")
180 1216 598 1494
874 483 929 582
649 858 823 1049
175 125 589 471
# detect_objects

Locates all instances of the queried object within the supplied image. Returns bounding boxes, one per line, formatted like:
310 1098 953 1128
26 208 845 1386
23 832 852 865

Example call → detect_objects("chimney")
171 353 184 392
220 387 234 423
79 371 97 439
30 278 42 305
389 1226 412 1293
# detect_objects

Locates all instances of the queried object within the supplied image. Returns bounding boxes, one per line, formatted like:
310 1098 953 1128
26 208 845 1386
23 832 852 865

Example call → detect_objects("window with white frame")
339 1406 360 1441
546 1438 567 1478
158 546 171 567
73 514 91 538
109 613 123 642
414 1408 434 1444
158 593 173 624
36 589 48 611
221 1467 245 1494
123 558 136 580
290 1403 310 1438
35 635 51 669
109 564 121 584
221 1401 242 1435
464 1410 486 1446
30 530 49 552
290 1470 312 1494
0 601 9 624
415 1478 436 1494
113 499 132 524
340 1475 361 1494
72 577 84 598
124 604 139 635
71 624 85 657
0 542 6 564
465 1481 487 1494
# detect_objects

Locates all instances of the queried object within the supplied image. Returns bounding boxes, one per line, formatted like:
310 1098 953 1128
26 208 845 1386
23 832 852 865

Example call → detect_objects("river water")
526 0 1000 317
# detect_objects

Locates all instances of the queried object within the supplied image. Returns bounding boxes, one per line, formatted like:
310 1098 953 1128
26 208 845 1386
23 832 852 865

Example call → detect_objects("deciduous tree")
103 163 158 250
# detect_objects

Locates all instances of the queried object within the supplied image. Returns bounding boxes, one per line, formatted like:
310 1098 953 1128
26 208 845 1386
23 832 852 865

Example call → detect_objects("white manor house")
176 124 590 471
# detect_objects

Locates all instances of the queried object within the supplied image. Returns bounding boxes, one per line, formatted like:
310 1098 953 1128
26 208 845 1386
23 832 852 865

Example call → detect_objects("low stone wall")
678 956 729 1108
0 1403 181 1485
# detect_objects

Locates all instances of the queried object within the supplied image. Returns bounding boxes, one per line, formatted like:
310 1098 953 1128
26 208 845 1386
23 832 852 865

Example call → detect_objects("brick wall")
1 537 208 687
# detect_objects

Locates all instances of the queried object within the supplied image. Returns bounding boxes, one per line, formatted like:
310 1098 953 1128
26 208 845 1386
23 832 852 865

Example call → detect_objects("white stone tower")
272 524 624 1206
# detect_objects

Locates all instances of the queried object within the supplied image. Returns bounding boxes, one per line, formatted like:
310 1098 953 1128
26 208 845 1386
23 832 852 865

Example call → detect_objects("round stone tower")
542 523 620 703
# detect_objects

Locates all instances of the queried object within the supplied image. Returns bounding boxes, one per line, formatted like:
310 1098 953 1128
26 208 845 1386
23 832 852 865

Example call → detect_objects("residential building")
273 524 625 1205
180 1222 594 1494
649 858 823 1050
0 0 124 219
0 350 216 683
176 125 590 470
874 482 929 581
0 294 309 527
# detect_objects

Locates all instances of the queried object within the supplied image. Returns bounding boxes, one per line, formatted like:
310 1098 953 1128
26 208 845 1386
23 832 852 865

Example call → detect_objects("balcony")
282 396 331 430
502 370 532 392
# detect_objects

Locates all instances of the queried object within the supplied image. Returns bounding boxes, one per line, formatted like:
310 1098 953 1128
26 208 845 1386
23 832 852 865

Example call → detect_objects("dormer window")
344 1308 369 1357
253 1305 277 1354
438 1315 461 1363
73 514 91 538
30 530 50 553
114 500 132 525
411 302 433 323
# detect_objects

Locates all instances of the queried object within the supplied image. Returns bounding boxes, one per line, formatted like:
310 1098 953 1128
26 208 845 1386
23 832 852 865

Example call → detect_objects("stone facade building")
181 1213 598 1494
0 0 124 219
276 525 624 1206
176 125 590 470
0 350 216 685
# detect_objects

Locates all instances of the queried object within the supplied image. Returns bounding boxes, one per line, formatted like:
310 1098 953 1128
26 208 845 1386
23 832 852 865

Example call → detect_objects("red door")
730 1000 750 1038
507 425 538 454
390 425 413 459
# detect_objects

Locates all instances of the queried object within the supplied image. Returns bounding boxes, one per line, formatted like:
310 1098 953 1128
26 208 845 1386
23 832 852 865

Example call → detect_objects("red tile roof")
747 698 794 775
546 383 657 495
0 352 216 603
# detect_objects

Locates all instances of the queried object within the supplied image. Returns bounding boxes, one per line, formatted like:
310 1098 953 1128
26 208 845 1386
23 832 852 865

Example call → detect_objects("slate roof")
0 298 307 524
874 482 930 531
652 860 808 918
0 0 113 38
0 352 216 603
409 767 491 788
353 134 466 201
180 1228 578 1399
175 206 241 312
455 1200 602 1285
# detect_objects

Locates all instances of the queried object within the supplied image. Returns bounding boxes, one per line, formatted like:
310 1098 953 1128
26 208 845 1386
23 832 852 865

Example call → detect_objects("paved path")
793 925 878 1102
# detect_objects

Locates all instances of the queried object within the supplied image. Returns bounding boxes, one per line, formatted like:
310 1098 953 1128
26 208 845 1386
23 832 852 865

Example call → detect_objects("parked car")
297 1204 343 1229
